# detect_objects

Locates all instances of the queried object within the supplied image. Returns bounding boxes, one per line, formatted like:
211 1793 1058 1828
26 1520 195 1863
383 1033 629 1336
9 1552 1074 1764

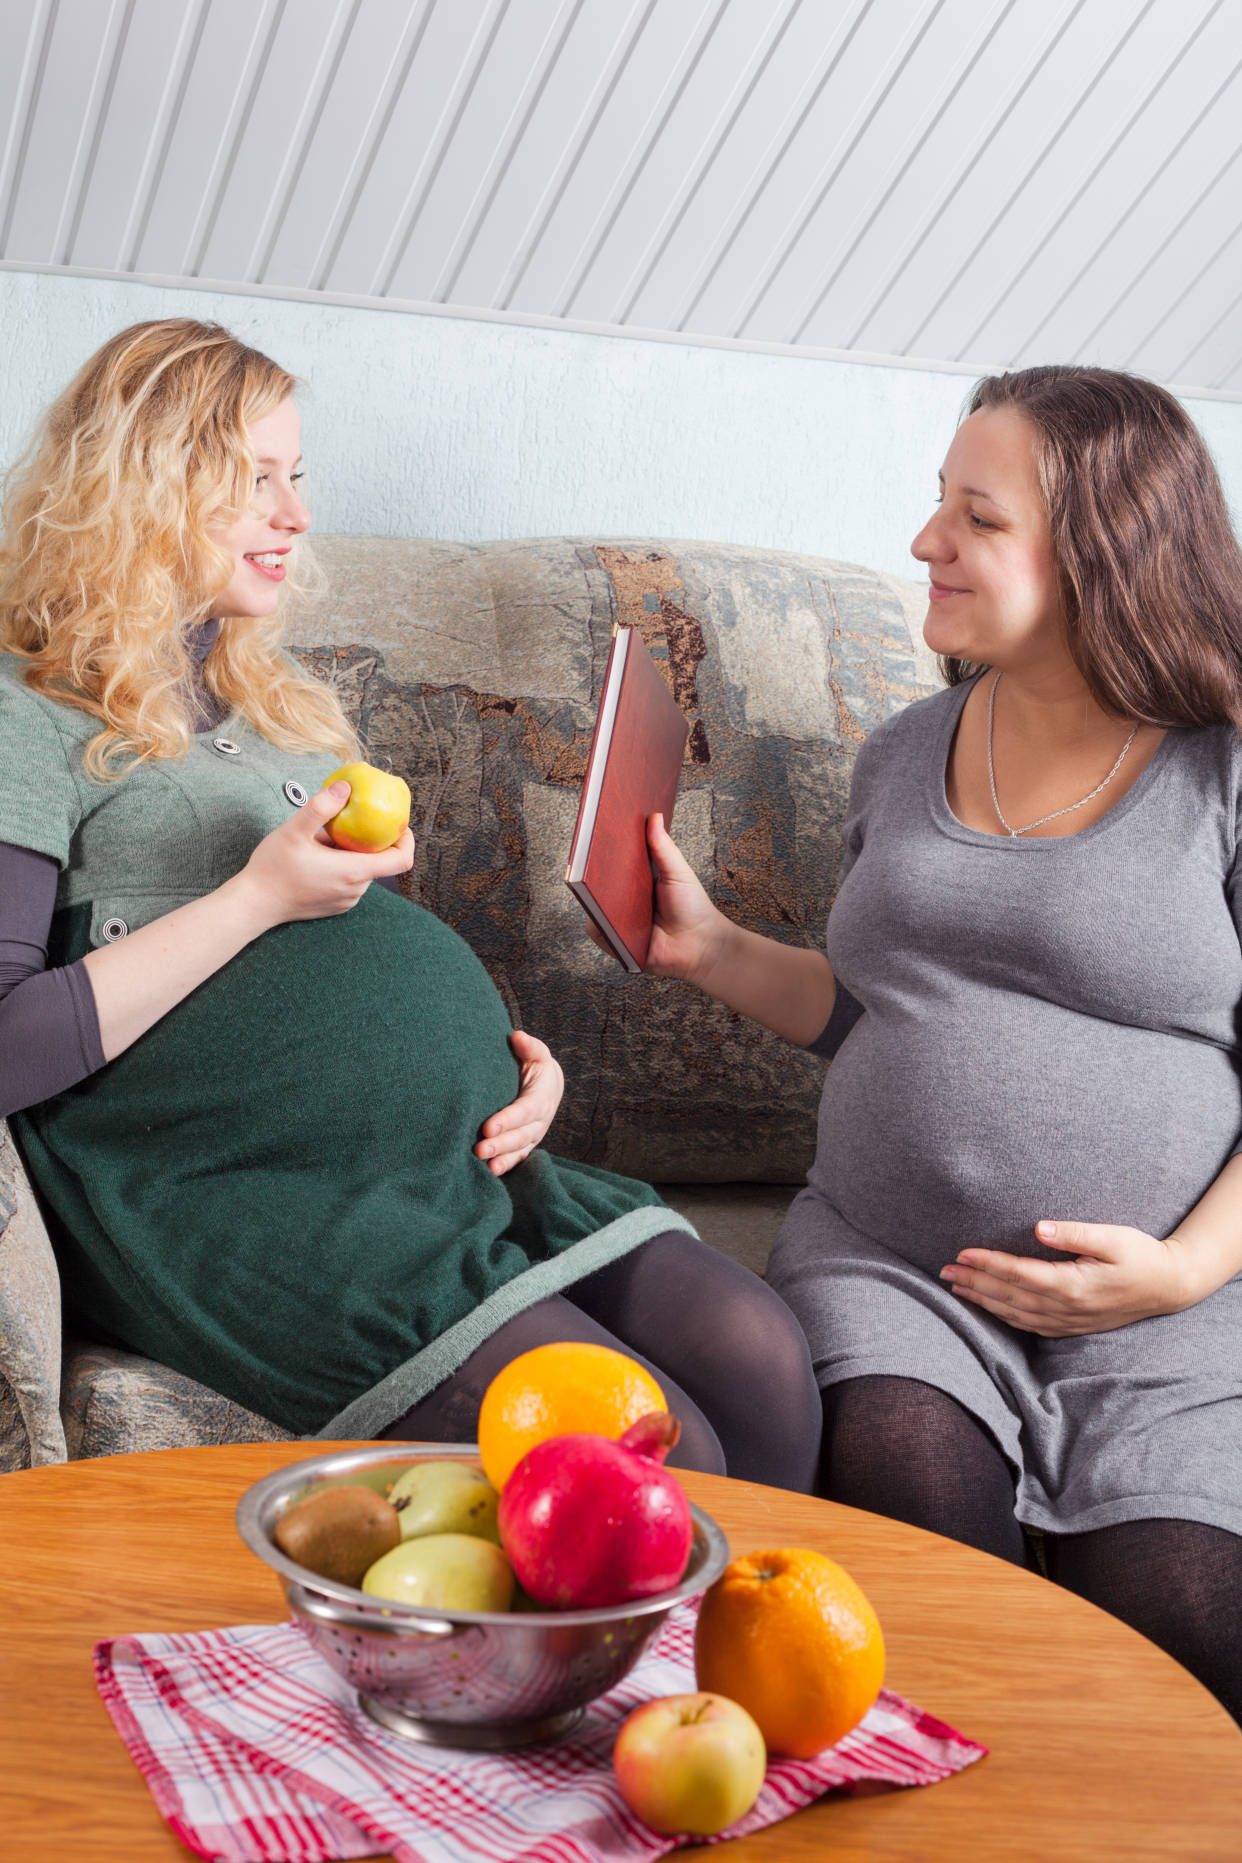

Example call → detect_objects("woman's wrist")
1169 1214 1242 1304
684 917 834 1044
685 906 742 995
218 867 283 940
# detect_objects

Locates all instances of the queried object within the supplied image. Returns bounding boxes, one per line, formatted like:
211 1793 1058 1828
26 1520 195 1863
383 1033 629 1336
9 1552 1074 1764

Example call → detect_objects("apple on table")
612 1692 767 1837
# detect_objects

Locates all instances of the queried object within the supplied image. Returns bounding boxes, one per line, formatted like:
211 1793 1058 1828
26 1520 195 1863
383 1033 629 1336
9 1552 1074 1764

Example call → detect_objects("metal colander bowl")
235 1443 730 1749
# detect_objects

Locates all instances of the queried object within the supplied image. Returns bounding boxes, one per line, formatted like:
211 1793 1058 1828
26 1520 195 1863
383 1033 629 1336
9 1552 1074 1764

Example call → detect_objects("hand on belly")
938 1219 1196 1336
474 1030 565 1176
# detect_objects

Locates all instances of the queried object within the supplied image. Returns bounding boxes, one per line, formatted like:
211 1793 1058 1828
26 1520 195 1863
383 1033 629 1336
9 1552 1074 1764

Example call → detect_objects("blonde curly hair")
0 317 356 778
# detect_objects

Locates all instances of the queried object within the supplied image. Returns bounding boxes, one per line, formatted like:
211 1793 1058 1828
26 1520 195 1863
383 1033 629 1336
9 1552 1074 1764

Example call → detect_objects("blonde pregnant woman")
0 319 821 1489
628 366 1242 1721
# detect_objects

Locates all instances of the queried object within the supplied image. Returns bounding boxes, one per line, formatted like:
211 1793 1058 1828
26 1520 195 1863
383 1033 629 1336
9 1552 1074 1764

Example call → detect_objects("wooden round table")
2 1442 1239 1859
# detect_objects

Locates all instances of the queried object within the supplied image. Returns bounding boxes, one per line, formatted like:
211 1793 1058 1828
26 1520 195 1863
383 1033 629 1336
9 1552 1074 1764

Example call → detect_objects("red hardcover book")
565 627 690 972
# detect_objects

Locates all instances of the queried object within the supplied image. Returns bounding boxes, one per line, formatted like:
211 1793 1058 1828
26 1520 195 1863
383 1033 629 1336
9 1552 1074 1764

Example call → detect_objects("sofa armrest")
0 1120 67 1470
61 1341 296 1460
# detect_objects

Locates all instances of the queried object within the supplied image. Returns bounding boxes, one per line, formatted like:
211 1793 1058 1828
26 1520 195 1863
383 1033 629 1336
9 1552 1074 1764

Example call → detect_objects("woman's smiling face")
209 397 310 618
911 406 1063 673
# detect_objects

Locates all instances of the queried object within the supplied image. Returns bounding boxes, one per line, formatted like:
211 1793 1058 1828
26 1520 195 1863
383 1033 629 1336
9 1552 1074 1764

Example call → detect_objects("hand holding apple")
612 1692 767 1836
321 761 412 851
237 781 414 928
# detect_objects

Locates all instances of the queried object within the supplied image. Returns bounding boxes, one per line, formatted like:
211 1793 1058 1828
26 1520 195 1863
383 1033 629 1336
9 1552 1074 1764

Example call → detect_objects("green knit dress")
1 656 688 1436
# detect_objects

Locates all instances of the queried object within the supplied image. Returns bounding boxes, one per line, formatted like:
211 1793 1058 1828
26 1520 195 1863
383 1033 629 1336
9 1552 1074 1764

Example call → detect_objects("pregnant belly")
39 885 521 1201
811 996 1242 1272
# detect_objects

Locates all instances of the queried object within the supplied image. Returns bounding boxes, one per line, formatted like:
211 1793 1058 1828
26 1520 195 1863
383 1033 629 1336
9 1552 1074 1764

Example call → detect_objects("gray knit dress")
766 675 1242 1538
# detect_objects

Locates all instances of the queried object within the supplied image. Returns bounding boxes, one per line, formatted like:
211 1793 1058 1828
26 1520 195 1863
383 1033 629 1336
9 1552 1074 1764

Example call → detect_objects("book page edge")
566 628 631 885
565 877 642 974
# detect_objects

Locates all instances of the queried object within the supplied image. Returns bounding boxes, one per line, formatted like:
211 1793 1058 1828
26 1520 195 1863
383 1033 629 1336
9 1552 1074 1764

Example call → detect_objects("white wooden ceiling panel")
963 0 1232 365
680 0 945 341
503 0 724 318
1016 64 1242 367
0 0 1238 398
318 0 496 295
1166 285 1242 391
914 0 1212 361
445 0 651 311
127 0 277 276
384 0 579 305
739 0 1010 346
257 0 413 290
855 0 1114 358
555 0 788 326
620 0 861 333
1128 221 1242 384
66 0 198 273
1094 146 1242 366
0 0 53 252
194 0 352 286
797 0 1076 353
2 0 117 264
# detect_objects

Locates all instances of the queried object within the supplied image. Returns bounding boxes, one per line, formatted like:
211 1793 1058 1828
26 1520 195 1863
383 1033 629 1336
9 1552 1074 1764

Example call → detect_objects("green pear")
388 1460 501 1544
361 1533 514 1612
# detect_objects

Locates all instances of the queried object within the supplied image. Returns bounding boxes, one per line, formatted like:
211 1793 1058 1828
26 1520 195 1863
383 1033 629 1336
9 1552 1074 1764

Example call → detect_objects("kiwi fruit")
273 1483 402 1586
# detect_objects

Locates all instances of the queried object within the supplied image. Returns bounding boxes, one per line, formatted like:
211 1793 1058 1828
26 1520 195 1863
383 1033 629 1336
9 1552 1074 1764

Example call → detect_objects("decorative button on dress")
0 656 686 1436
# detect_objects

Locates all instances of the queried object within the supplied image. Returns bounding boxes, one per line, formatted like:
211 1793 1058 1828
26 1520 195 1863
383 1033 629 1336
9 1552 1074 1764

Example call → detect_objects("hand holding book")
637 813 725 981
568 632 837 1040
565 628 690 971
578 812 721 976
636 814 838 1042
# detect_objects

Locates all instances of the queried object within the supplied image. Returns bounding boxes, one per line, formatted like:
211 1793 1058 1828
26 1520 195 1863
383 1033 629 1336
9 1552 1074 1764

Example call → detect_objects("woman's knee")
819 1375 1026 1565
567 1231 819 1486
579 1230 817 1391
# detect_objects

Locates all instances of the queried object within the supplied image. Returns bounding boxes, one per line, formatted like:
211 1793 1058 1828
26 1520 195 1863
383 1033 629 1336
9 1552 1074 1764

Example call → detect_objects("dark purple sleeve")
0 844 406 1118
0 842 107 1118
804 981 864 1058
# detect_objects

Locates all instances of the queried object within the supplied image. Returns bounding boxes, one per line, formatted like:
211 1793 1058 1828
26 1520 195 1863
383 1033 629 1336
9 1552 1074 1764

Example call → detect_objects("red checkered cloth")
94 1602 986 1862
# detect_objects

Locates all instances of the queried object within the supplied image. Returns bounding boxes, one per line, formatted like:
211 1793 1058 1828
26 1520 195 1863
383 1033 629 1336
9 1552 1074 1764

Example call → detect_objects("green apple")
612 1693 767 1837
388 1461 500 1544
361 1532 514 1612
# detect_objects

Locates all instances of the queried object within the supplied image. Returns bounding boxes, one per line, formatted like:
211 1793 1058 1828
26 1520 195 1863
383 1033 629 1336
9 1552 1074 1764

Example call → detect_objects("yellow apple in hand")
321 761 411 851
612 1692 767 1836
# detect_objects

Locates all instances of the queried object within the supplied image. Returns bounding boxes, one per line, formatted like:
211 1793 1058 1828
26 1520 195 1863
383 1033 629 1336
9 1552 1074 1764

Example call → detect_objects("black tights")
819 1375 1242 1726
378 1231 823 1493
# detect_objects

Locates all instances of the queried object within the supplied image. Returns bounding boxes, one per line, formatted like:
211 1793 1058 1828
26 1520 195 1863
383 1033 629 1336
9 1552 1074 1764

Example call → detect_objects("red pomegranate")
497 1412 694 1610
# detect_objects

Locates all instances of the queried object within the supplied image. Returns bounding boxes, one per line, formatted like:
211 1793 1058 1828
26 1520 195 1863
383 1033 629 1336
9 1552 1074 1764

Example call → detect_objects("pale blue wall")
1 267 1239 581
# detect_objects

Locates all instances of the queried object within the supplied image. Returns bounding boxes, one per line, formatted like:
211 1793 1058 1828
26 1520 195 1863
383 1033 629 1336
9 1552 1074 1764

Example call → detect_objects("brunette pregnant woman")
0 318 820 1489
624 366 1242 1721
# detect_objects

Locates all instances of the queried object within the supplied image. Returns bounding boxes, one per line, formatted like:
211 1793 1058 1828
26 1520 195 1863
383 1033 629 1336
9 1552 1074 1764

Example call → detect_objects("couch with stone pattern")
0 535 935 1468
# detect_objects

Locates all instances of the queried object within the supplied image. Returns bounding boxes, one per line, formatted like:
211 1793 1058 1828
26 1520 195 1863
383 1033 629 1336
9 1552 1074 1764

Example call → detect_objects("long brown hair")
942 365 1242 729
0 318 355 777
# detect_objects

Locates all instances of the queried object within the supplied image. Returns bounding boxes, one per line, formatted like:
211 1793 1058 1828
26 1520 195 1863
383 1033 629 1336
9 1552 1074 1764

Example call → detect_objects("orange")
477 1342 667 1489
694 1547 885 1758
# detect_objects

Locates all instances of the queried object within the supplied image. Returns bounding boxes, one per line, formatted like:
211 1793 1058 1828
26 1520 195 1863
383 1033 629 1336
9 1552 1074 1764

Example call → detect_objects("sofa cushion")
655 1182 796 1278
61 1342 295 1459
0 1120 66 1470
289 537 937 1184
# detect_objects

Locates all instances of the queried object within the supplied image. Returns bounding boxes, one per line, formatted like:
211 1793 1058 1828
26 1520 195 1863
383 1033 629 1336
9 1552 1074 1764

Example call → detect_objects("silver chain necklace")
986 670 1138 838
